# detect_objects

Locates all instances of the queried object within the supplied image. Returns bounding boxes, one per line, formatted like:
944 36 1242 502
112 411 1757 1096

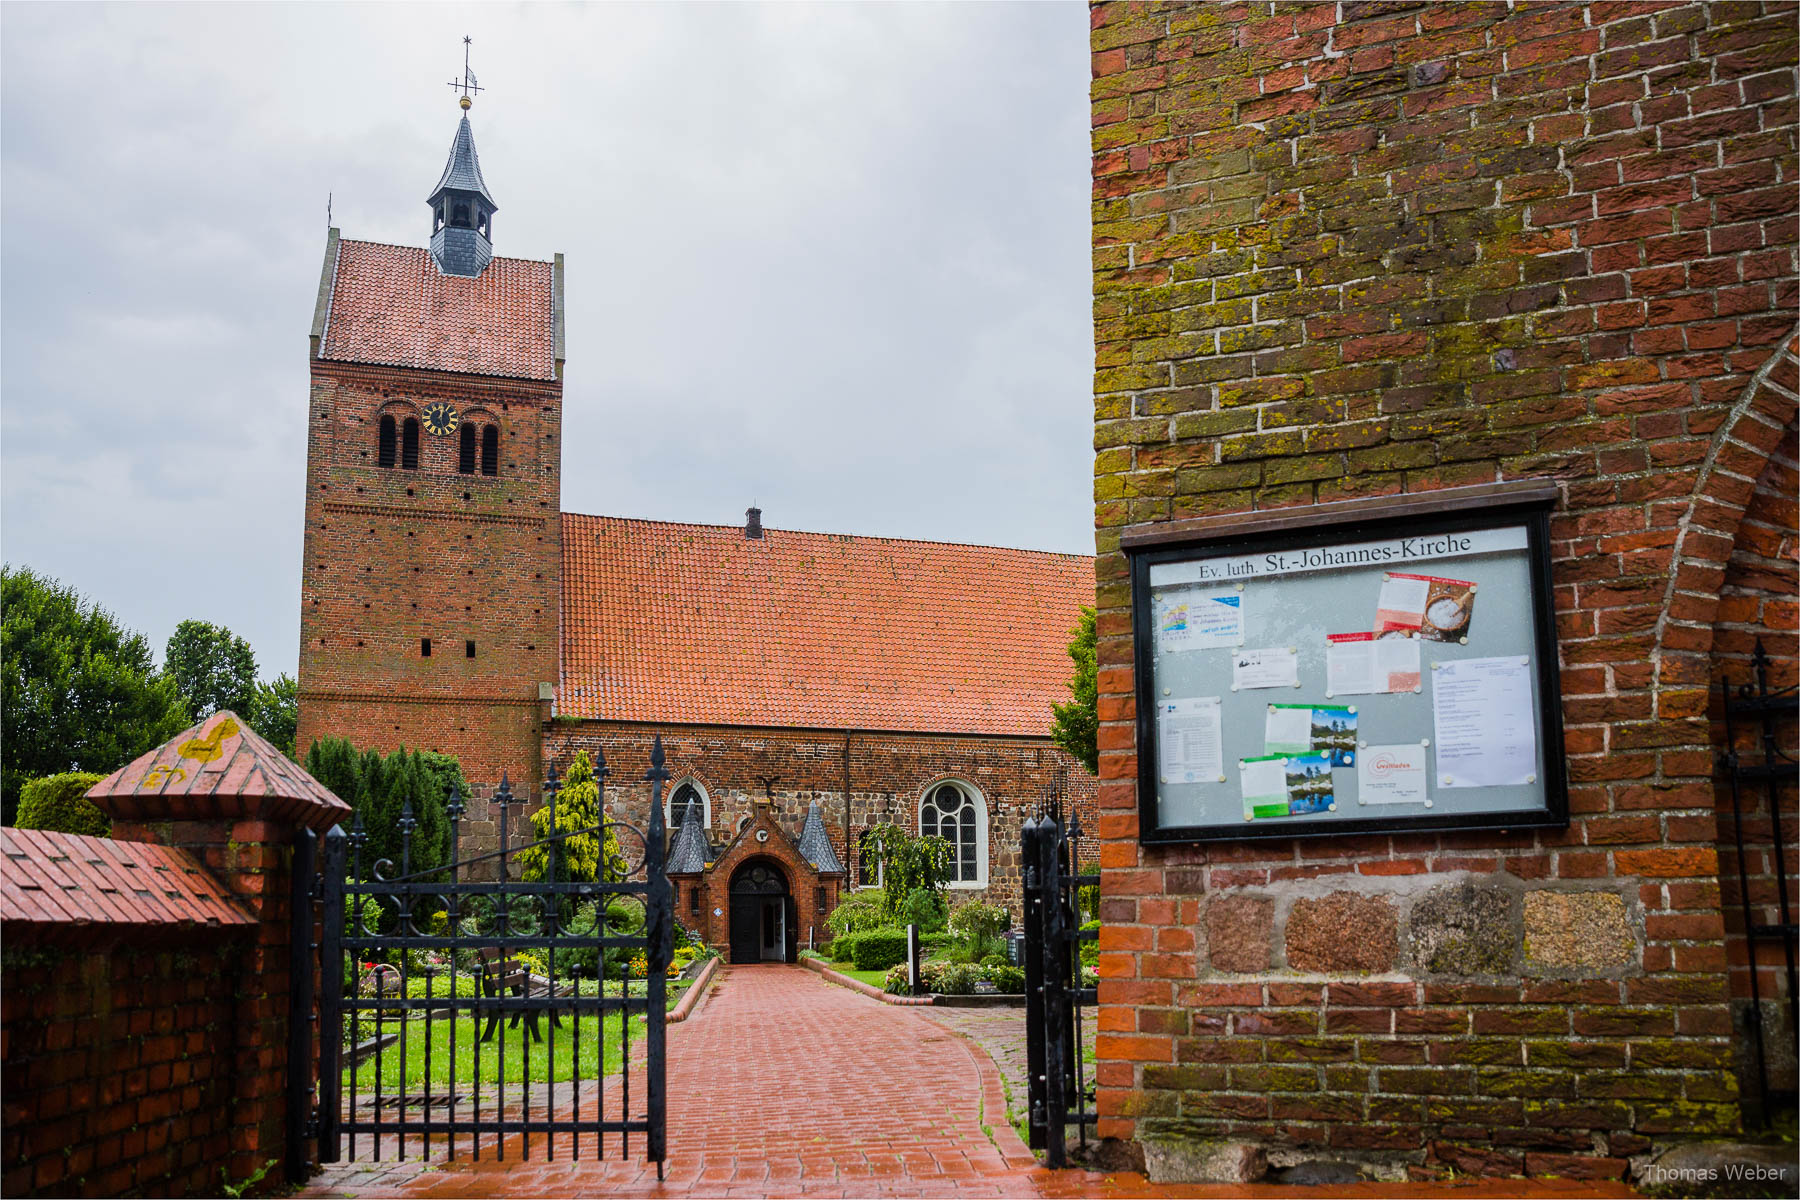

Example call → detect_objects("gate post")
643 736 671 1176
1039 809 1069 1169
1022 814 1046 1150
317 827 345 1163
286 827 319 1180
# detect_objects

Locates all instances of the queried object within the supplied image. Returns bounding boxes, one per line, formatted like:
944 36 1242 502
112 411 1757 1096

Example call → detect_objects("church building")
295 97 1096 961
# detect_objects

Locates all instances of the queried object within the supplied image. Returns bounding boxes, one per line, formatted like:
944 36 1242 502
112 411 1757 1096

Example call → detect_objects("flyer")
1326 631 1422 695
1239 755 1289 820
1432 656 1537 787
1357 743 1430 806
1232 646 1300 690
1264 703 1357 766
1376 572 1477 641
1284 753 1336 814
1155 588 1245 653
1157 697 1224 784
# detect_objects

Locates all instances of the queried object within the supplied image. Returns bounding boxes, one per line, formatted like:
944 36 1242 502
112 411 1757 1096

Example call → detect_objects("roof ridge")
337 236 553 270
561 510 1094 563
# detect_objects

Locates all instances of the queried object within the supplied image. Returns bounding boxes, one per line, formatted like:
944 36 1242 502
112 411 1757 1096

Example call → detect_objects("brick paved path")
303 963 1037 1197
301 965 1639 1199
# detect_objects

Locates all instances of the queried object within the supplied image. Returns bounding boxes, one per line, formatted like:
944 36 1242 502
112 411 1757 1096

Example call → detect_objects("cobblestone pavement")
916 1004 1097 1143
301 965 1638 1199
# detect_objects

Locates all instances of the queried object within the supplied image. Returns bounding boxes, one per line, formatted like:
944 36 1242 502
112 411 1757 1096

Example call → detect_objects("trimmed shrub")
984 964 1025 993
934 964 981 995
840 927 909 971
15 772 108 837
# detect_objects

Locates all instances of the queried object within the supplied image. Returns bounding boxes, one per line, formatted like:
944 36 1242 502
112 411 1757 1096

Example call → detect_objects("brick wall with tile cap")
0 826 257 1197
50 710 353 1193
1089 1 1797 1177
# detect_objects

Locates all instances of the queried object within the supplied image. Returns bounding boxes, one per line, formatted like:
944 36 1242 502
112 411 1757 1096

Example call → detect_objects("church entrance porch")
728 860 795 964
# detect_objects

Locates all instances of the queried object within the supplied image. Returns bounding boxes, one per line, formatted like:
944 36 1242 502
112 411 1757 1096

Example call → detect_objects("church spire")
429 37 497 277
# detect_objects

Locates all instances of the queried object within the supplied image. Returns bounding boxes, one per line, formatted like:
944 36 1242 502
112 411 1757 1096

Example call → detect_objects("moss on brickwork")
1089 0 1797 1165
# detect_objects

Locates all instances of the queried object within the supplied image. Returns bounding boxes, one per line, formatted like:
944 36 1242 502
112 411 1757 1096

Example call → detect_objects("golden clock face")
422 402 459 436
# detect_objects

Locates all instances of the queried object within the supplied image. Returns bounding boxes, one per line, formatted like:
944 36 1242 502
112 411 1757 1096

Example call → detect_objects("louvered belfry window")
480 424 499 476
401 418 421 469
378 415 397 467
459 422 477 474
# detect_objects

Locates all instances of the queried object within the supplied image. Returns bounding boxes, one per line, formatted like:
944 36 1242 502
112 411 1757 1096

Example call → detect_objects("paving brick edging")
666 956 719 1024
800 955 934 1004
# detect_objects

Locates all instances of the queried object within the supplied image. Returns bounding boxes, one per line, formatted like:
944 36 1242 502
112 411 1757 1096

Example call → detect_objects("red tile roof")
559 515 1095 736
0 827 253 940
88 710 351 832
319 239 556 380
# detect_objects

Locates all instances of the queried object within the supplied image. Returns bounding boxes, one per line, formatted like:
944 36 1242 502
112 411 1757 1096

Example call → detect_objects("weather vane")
447 35 483 110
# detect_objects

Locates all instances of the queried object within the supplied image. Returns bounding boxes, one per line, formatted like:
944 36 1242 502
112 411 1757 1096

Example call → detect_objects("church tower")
296 87 563 824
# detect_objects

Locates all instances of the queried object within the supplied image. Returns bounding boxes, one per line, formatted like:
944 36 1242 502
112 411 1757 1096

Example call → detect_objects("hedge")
838 927 909 971
15 772 108 838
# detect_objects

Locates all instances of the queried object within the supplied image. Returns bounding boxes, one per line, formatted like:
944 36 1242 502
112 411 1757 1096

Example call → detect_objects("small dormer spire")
430 37 496 277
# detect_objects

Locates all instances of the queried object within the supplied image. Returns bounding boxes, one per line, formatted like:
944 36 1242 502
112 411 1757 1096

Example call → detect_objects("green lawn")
824 961 893 988
347 1012 632 1090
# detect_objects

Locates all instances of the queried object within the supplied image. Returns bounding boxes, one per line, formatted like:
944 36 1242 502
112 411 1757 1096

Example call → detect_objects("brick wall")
1089 1 1797 1177
1708 380 1798 1103
296 359 562 809
544 720 1097 918
2 940 247 1197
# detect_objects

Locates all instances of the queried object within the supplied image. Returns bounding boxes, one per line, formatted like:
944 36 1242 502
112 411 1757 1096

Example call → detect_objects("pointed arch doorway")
728 859 796 963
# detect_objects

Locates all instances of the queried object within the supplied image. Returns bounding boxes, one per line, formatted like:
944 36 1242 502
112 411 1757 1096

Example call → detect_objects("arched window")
378 415 397 468
458 422 476 474
451 202 471 229
666 781 709 829
856 830 883 889
480 424 499 476
920 782 986 887
401 418 420 470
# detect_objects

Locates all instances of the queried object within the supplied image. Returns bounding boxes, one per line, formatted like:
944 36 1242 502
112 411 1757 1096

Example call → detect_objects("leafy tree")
247 673 298 758
520 750 624 885
164 619 257 720
860 822 951 922
1050 606 1098 774
1 566 190 824
15 771 109 837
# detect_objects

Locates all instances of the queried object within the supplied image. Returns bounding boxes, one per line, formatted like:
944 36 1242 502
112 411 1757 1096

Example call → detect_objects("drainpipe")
842 730 853 893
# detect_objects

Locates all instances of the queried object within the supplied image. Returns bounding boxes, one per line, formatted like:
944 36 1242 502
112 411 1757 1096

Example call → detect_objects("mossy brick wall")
1088 0 1798 1176
543 721 1098 920
1708 368 1798 1098
296 359 564 847
1 940 250 1197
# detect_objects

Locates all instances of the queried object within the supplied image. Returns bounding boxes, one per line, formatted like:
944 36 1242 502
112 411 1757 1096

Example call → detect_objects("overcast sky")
1 2 1093 682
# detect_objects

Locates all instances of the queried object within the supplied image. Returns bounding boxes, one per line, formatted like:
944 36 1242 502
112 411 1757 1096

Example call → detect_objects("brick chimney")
745 506 763 539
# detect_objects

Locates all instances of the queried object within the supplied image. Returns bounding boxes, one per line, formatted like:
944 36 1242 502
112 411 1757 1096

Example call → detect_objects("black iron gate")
293 738 674 1176
1022 805 1097 1167
1717 640 1798 1124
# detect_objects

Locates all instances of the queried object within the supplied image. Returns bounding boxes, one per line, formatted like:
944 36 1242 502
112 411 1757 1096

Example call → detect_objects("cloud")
1 3 1093 679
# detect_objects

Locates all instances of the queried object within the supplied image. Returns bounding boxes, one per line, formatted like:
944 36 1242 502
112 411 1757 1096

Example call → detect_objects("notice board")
1124 481 1568 844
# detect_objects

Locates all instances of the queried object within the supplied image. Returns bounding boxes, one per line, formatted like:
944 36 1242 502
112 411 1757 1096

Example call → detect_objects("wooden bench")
475 948 570 1044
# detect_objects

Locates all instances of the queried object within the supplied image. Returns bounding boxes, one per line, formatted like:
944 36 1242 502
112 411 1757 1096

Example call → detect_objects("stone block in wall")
1522 891 1635 971
1204 893 1273 973
1409 882 1517 975
1141 1136 1267 1184
1284 892 1397 973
